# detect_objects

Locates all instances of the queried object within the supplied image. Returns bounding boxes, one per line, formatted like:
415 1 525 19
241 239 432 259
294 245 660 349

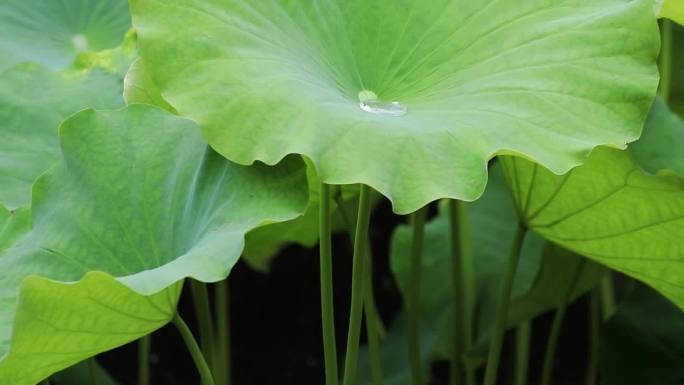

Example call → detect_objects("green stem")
482 223 527 385
89 357 99 385
660 19 673 103
454 202 476 385
215 280 232 385
334 191 387 338
364 248 384 385
600 274 616 322
334 190 385 385
514 322 531 385
407 206 428 385
447 200 464 385
341 184 373 385
173 313 216 385
541 260 586 385
138 335 151 385
320 183 339 385
585 289 600 385
190 280 215 369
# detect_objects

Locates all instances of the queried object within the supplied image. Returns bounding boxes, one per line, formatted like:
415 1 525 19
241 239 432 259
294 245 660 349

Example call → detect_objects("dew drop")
358 90 407 117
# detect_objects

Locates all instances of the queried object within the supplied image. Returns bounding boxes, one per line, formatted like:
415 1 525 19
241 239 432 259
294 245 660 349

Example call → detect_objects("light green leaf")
600 284 684 385
655 0 684 24
0 63 125 209
131 0 659 214
0 105 308 384
0 0 131 70
501 146 684 310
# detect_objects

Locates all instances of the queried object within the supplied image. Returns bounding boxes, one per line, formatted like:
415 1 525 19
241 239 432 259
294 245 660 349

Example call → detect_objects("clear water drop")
358 90 407 117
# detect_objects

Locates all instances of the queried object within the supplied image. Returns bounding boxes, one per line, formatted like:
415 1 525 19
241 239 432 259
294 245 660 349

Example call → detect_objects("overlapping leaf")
0 105 308 384
501 122 684 309
656 0 684 24
0 0 131 70
0 63 124 209
132 0 659 213
631 97 684 175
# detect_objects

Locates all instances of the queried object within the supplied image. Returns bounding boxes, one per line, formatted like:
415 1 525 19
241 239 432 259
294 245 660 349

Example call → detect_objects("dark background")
97 199 599 385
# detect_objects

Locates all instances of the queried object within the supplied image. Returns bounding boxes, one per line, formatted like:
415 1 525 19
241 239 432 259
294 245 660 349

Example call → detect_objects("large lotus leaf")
631 97 684 175
0 63 125 209
131 0 659 214
0 0 131 70
600 284 684 385
0 105 308 384
389 165 602 363
501 146 684 309
656 0 684 24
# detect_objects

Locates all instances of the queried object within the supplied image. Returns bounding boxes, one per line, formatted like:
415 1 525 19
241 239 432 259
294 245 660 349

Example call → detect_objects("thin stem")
334 190 385 384
173 313 216 385
454 202 476 385
89 357 99 385
660 19 673 103
190 280 215 369
364 247 384 385
407 206 428 385
341 184 373 385
482 224 527 385
541 260 586 385
448 200 463 385
320 183 339 385
138 335 151 385
600 274 616 322
215 280 232 385
334 191 387 337
514 322 531 385
585 289 600 385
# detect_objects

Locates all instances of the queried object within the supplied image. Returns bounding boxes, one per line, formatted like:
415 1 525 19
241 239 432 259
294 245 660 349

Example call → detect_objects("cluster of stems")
317 183 616 385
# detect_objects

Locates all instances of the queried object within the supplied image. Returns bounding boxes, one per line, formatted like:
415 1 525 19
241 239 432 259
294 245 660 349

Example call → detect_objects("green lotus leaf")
656 0 684 24
631 97 684 175
600 284 684 385
0 0 131 70
131 0 659 213
501 146 684 310
0 105 308 384
0 63 125 209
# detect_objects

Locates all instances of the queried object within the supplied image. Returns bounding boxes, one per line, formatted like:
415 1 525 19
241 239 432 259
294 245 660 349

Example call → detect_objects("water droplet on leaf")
358 90 407 117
